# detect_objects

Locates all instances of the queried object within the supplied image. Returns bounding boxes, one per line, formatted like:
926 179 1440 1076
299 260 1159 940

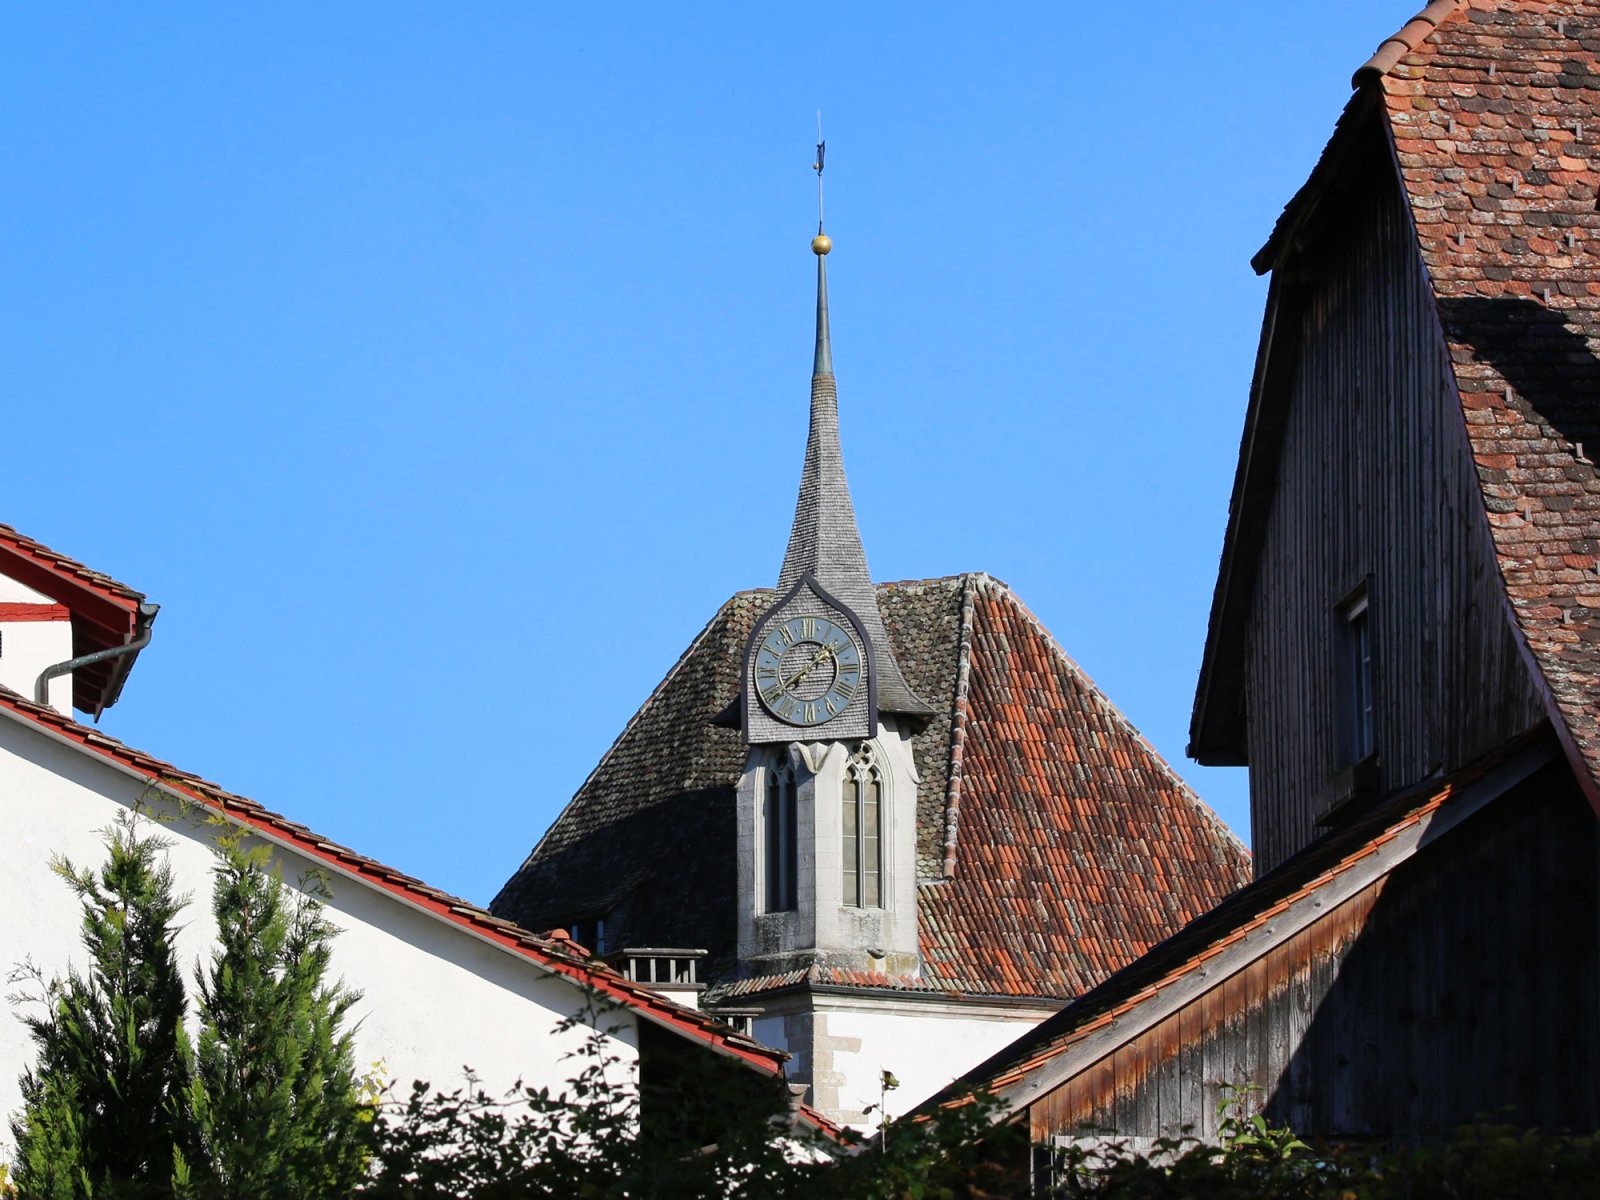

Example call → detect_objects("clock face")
752 614 866 727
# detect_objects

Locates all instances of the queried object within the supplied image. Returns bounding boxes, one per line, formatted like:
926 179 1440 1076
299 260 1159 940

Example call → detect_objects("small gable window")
764 753 798 912
1339 589 1375 765
842 743 883 908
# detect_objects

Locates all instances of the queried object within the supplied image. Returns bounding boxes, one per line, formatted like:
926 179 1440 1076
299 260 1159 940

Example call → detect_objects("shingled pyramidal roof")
491 223 1250 1001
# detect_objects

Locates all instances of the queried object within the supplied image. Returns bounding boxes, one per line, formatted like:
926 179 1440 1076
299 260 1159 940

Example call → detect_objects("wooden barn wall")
1028 765 1600 1144
1244 169 1543 873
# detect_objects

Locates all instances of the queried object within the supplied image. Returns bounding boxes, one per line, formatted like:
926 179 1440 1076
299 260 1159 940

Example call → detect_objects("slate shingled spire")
777 227 931 718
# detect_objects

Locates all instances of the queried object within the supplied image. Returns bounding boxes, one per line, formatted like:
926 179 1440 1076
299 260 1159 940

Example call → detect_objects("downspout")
35 601 160 711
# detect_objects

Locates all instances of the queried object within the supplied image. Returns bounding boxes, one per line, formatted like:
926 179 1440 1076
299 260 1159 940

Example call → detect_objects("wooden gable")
929 734 1600 1142
1190 82 1544 873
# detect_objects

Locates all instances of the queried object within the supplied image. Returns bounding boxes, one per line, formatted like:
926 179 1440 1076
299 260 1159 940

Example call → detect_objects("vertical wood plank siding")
1028 768 1600 1143
1245 174 1543 872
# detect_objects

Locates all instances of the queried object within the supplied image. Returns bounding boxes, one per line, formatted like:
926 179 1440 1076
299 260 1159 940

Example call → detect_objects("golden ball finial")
811 233 832 256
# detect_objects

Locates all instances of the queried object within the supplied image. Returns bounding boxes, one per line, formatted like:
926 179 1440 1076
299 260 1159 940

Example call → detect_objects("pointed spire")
813 234 833 377
774 192 931 721
812 241 838 380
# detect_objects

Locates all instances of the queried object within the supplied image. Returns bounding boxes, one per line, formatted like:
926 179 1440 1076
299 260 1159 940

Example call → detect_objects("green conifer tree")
185 838 368 1199
9 812 192 1200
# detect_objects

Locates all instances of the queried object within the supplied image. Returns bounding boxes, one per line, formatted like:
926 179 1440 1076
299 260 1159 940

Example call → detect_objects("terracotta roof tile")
705 964 1056 1003
912 583 1247 997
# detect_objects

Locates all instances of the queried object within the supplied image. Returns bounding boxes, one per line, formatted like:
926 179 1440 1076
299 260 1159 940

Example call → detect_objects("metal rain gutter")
35 601 160 712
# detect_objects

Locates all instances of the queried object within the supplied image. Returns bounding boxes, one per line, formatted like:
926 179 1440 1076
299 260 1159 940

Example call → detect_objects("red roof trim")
0 690 787 1076
0 603 70 621
0 524 141 638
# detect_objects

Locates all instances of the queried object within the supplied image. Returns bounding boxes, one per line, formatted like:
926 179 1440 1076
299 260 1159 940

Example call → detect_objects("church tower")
491 146 1250 1130
734 190 933 981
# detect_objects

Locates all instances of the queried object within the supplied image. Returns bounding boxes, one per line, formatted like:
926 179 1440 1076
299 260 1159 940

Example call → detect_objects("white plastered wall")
809 995 1058 1127
0 714 640 1148
0 577 53 604
0 575 72 714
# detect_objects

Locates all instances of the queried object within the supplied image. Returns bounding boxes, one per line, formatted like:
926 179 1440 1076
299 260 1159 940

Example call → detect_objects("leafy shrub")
12 824 1598 1199
362 1001 1027 1200
1042 1088 1600 1200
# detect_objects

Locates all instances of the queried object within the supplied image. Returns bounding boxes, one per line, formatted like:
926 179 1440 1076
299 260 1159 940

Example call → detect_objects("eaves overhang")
925 730 1559 1120
0 525 149 716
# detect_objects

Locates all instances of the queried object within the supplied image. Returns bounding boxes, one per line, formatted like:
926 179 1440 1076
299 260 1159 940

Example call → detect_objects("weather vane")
813 112 826 233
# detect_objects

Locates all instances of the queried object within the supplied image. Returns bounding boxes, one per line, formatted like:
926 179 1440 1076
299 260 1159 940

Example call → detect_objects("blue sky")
4 3 1407 903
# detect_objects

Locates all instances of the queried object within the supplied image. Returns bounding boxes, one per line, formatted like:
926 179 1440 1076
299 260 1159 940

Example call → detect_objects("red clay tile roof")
494 574 1249 1001
924 725 1559 1113
0 523 149 715
0 687 789 1078
0 523 144 610
917 584 1247 997
706 965 1058 1003
1361 0 1600 805
710 966 962 1000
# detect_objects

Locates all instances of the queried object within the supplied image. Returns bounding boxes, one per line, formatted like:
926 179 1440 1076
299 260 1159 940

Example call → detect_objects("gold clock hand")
783 643 835 691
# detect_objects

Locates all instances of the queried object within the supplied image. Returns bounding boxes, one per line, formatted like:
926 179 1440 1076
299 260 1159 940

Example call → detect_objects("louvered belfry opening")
842 742 882 908
764 753 798 912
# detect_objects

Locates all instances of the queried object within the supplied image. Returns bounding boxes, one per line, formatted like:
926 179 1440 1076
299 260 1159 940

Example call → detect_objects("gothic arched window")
842 743 883 908
764 752 797 912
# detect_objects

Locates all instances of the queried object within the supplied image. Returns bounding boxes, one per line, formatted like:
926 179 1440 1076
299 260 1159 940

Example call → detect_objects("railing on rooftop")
605 947 707 991
705 1007 762 1039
